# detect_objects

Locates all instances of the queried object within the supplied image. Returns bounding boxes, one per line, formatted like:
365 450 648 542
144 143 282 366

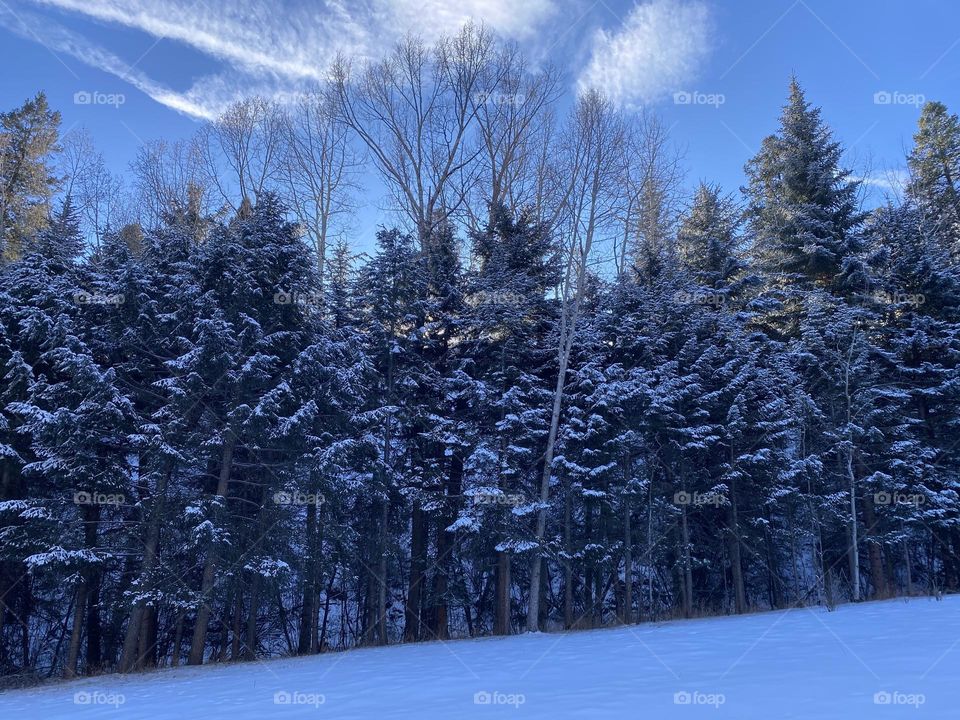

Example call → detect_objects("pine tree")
867 202 960 592
678 182 742 289
457 205 558 634
354 227 424 644
907 101 960 255
744 78 864 291
0 93 62 261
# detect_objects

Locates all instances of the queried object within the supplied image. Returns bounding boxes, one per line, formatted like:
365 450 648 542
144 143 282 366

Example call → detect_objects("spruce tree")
744 78 864 291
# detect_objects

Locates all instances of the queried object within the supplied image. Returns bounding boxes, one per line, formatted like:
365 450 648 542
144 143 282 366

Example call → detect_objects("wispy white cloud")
0 4 218 118
387 0 558 42
29 0 339 80
577 0 712 107
13 0 559 119
852 169 909 193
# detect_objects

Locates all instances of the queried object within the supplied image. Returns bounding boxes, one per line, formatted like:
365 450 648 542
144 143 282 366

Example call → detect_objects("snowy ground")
2 596 958 719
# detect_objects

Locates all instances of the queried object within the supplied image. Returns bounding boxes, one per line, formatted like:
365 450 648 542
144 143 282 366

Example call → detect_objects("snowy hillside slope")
2 596 958 719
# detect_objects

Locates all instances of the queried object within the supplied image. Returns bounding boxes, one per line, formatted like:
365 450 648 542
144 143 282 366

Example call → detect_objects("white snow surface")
3 596 959 718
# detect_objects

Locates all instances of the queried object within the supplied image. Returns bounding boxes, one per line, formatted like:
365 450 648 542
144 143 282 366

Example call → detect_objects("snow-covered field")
3 596 958 719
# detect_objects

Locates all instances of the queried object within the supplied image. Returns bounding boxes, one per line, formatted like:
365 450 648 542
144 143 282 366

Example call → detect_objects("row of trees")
1 24 959 682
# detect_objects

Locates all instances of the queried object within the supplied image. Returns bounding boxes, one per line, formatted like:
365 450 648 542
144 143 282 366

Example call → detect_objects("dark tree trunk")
120 464 171 672
861 492 887 598
429 453 463 640
403 505 428 642
297 499 318 654
494 552 511 635
63 584 88 679
188 437 236 665
727 472 746 614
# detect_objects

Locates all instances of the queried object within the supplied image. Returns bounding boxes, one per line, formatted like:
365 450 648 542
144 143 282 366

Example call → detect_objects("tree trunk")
138 606 158 669
527 218 595 631
120 464 171 672
244 498 269 659
85 574 102 673
64 503 101 677
374 498 389 646
846 448 861 601
527 353 568 631
430 454 463 640
903 523 913 596
319 570 336 652
245 574 260 659
227 591 241 660
563 472 574 629
494 552 511 635
188 436 236 665
680 501 693 618
297 499 318 654
170 611 185 667
727 471 746 614
63 583 88 679
403 505 428 642
861 491 887 598
622 495 633 624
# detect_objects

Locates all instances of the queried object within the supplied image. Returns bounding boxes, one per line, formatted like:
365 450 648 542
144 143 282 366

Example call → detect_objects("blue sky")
1 0 958 237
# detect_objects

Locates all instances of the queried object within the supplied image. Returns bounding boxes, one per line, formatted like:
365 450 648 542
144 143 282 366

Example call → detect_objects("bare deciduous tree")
527 90 628 632
281 89 360 290
469 44 562 228
131 138 210 230
61 130 130 249
617 112 684 279
196 97 286 211
333 23 499 243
